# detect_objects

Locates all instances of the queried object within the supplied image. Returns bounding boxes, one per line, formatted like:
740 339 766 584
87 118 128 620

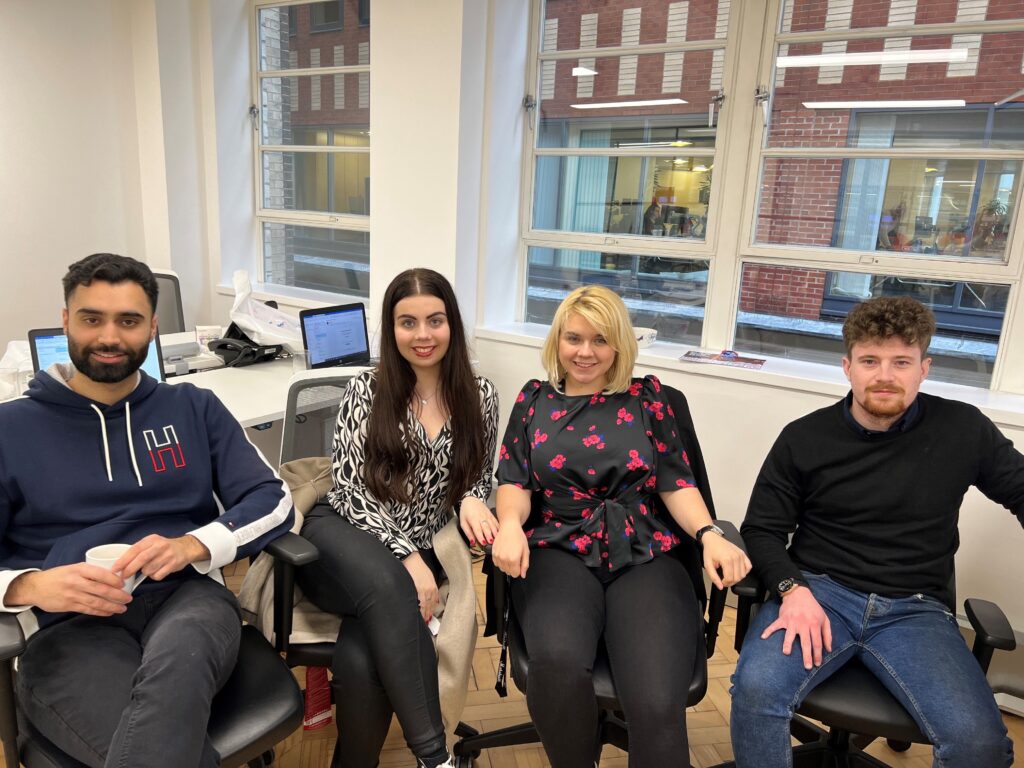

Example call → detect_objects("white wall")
0 0 145 341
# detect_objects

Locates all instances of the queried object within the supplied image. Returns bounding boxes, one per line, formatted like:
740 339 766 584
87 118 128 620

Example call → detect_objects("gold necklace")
414 388 437 407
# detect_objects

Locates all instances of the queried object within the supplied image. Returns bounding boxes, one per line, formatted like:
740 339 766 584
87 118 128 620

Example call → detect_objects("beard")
860 386 907 418
67 336 148 384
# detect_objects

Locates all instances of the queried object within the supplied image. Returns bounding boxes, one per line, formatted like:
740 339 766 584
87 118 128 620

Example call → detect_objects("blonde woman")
491 285 749 768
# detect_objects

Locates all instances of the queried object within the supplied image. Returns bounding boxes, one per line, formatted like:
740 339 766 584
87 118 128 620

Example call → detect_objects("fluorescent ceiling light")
694 164 709 172
777 48 968 68
571 98 688 110
572 66 598 77
803 99 966 109
618 140 692 148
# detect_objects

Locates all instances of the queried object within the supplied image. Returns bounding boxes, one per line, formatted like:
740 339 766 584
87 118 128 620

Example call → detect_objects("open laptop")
27 328 166 382
298 303 372 369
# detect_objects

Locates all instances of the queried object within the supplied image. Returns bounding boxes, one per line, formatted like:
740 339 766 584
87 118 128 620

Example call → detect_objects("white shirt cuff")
0 569 40 612
189 523 237 573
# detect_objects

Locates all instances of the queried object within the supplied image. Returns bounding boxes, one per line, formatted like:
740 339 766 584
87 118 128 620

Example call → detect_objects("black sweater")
742 392 1024 606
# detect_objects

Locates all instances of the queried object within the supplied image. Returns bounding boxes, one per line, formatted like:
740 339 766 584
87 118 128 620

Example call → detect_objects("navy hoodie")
0 366 293 627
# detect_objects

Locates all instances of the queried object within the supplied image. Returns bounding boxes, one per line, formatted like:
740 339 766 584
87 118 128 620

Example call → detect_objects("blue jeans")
17 578 241 768
730 571 1014 768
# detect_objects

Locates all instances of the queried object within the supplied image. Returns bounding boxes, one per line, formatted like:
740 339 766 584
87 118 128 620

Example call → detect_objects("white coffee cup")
85 543 146 593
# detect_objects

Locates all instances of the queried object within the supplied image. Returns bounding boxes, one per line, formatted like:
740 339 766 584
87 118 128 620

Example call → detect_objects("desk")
170 360 367 428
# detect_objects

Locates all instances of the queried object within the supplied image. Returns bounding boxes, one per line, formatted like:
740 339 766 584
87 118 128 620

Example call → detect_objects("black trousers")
511 548 700 768
296 503 446 767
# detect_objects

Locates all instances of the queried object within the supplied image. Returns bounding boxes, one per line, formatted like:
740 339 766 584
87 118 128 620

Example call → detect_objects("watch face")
777 578 795 594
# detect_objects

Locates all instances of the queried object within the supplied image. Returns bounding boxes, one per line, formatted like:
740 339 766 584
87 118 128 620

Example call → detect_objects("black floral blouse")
495 375 696 572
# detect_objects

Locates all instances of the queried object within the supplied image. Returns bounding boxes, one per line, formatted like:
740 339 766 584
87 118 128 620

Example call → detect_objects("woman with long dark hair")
297 268 499 768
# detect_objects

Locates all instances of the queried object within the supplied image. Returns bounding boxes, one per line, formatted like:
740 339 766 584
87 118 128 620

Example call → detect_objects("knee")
360 564 418 614
933 711 1014 765
331 628 378 687
729 661 792 719
526 647 592 691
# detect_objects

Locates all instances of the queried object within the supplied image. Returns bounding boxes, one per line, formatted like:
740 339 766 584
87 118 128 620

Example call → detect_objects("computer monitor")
298 303 371 369
27 328 165 382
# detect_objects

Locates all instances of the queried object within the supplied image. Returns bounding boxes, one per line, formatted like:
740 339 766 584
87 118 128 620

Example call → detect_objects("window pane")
261 76 370 145
538 52 725 142
779 0 1024 32
768 33 1024 150
541 0 729 51
526 247 709 345
755 156 1019 260
735 264 1008 387
259 3 369 71
263 223 369 295
533 155 712 239
262 151 370 216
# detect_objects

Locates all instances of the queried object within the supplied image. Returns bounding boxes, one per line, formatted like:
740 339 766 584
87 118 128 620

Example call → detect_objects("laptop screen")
28 329 165 383
299 303 371 369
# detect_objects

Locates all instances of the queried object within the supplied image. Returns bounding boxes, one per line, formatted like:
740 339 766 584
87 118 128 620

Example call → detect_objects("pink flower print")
626 450 646 471
550 409 568 421
573 534 592 554
512 437 519 444
566 425 574 431
572 488 590 501
645 401 665 421
629 381 643 396
511 482 523 489
549 454 566 469
543 488 554 498
588 425 597 432
624 519 635 537
601 551 609 559
516 391 526 403
547 393 555 399
682 450 690 466
554 521 562 528
616 407 635 426
644 475 657 490
651 377 662 392
532 429 548 448
639 502 649 516
671 534 681 545
655 439 668 453
527 407 535 418
499 444 509 460
675 478 694 488
660 538 673 552
667 405 675 418
525 528 534 538
589 394 607 406
533 471 541 482
542 509 553 523
537 539 548 547
581 507 593 519
653 531 665 541
587 467 596 476
582 434 605 449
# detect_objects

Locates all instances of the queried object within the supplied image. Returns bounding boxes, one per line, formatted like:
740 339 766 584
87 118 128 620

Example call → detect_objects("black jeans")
511 548 700 768
17 578 241 768
296 503 446 767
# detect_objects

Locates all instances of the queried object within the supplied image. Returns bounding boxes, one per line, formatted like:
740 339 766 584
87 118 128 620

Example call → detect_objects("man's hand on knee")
6 566 130 616
113 534 211 582
760 587 833 670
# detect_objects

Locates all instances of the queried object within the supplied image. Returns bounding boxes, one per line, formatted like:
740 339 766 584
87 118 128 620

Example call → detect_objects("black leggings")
296 503 446 767
511 548 700 768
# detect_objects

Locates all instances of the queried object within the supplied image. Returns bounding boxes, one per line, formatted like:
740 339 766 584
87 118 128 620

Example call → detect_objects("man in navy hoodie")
0 254 294 767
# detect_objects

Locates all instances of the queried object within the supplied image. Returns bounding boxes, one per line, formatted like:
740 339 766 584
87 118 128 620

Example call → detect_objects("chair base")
712 721 899 768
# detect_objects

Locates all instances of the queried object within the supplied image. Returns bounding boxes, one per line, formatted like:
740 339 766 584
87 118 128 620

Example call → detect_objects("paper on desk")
229 271 303 353
680 350 766 369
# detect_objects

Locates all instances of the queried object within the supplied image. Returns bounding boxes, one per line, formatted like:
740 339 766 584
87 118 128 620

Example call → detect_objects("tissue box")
634 327 658 348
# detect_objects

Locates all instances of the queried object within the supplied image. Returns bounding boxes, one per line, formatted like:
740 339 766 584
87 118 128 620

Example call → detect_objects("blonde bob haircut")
541 285 638 394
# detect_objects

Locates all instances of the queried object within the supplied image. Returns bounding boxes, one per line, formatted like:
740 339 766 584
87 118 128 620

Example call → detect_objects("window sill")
215 282 367 312
474 324 1024 430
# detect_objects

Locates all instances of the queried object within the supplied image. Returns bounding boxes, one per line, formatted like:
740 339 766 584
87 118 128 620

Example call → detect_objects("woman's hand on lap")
459 498 499 547
492 525 530 579
700 534 752 590
403 551 439 622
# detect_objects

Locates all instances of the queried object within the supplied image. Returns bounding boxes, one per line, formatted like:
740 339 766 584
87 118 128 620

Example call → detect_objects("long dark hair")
364 268 485 509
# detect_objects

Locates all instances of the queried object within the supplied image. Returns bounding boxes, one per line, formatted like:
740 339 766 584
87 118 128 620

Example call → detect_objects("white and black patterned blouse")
327 369 500 559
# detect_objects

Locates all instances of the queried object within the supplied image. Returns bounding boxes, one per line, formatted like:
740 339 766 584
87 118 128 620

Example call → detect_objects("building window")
255 1 370 295
523 0 732 330
735 0 1024 388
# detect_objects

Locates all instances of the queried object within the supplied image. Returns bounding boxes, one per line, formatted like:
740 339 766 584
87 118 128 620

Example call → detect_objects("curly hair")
842 296 936 357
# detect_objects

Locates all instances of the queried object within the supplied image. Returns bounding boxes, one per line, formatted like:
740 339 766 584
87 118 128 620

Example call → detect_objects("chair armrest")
0 614 23 768
264 531 319 567
0 614 25 662
704 520 744 658
965 598 1017 671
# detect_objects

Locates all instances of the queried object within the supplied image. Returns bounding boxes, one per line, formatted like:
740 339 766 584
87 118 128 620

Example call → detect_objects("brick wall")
739 264 828 319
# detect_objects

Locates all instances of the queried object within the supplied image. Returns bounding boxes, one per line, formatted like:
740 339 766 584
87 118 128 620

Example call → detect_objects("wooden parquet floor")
220 559 1024 768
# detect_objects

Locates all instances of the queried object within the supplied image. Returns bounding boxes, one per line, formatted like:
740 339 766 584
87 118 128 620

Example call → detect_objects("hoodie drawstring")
125 402 143 487
90 403 144 487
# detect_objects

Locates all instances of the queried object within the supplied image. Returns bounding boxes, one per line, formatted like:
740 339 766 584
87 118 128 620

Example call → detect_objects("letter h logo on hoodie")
143 425 187 473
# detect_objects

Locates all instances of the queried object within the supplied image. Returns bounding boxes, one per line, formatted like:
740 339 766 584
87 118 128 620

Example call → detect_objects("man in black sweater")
730 296 1021 768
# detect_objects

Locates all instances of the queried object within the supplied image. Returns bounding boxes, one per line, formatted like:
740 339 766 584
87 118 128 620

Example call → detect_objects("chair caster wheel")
887 739 911 752
247 748 275 767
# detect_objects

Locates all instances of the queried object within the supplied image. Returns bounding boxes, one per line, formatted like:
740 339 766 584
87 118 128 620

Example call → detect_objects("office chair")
714 572 1016 767
264 369 481 766
152 270 186 334
453 385 734 766
0 592 304 768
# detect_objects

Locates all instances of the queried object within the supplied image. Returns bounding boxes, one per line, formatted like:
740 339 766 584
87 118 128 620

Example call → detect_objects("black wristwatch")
694 523 725 545
777 577 807 598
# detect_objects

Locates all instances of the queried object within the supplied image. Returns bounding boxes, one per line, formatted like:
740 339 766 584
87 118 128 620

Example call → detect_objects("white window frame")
251 0 370 296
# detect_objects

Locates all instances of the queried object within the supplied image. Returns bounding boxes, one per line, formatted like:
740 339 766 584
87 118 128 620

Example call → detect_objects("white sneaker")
417 755 455 768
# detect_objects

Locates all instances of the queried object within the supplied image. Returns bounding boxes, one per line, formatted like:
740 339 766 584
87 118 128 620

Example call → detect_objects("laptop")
299 303 372 369
27 328 166 382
